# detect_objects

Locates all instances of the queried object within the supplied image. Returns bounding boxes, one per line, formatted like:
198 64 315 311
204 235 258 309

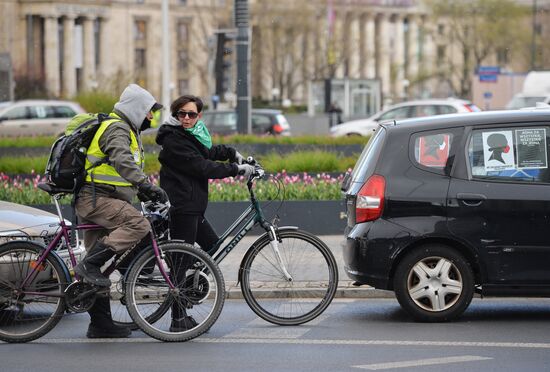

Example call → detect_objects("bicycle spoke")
240 230 337 325
0 243 66 343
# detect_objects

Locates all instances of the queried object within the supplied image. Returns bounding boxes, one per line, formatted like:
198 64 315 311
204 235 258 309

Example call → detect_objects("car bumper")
0 238 85 281
343 219 416 290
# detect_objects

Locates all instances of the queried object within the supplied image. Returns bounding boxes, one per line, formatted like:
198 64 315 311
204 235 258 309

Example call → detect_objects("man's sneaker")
169 316 198 332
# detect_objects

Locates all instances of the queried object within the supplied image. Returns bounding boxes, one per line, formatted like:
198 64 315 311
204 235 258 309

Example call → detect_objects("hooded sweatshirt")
156 116 239 214
79 84 157 202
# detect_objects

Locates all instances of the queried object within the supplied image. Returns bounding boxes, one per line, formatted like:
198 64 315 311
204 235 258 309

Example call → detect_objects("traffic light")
215 32 234 98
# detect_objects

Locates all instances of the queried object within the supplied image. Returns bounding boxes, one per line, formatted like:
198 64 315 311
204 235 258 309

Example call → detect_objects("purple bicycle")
0 183 225 343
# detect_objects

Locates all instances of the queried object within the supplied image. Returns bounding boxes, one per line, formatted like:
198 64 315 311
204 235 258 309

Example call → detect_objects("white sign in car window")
482 130 515 172
515 128 547 169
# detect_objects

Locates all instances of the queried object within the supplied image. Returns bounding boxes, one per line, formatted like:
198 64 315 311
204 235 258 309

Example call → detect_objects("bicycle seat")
37 182 74 195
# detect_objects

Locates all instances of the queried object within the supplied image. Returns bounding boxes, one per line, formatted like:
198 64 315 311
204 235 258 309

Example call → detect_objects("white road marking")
353 355 493 370
30 337 550 349
224 327 310 339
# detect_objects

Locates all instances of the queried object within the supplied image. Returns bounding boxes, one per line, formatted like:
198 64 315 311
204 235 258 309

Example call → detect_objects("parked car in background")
330 98 481 137
506 71 550 110
342 107 550 322
505 94 550 110
201 108 291 136
0 100 84 137
0 200 85 271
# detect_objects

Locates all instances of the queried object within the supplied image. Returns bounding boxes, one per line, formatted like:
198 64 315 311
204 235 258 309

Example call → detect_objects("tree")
425 0 529 98
251 0 343 103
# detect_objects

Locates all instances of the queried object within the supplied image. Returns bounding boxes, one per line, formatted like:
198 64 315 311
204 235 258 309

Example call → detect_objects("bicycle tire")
0 241 67 343
125 242 225 342
110 241 173 329
110 268 172 330
240 229 338 325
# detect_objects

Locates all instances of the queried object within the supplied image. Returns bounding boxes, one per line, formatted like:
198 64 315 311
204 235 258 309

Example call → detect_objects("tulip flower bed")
0 171 347 205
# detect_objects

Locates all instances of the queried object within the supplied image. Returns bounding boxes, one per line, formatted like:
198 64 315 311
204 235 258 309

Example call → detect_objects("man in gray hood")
74 84 168 339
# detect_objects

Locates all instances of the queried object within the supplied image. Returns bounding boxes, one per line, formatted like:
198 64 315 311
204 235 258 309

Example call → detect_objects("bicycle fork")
267 226 293 282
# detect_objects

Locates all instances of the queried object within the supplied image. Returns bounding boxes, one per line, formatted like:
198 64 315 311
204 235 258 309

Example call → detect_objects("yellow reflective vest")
84 115 143 186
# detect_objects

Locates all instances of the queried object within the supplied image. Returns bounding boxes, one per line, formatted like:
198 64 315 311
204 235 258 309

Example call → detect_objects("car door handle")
457 193 487 207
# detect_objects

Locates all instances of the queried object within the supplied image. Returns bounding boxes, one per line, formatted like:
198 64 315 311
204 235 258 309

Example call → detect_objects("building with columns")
0 0 230 101
2 0 537 109
249 0 433 107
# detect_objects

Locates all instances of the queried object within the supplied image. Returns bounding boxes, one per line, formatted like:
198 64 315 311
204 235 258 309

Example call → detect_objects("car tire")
393 244 474 322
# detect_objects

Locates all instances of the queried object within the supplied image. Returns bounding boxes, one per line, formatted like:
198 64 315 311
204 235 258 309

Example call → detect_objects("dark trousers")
169 211 219 319
169 212 219 254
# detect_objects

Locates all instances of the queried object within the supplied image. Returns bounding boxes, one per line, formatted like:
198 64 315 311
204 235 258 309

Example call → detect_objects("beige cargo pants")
75 195 150 253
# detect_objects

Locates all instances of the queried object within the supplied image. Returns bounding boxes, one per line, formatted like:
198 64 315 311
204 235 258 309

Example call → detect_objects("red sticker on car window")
418 134 450 167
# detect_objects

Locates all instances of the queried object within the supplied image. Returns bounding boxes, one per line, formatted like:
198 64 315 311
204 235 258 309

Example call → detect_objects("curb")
224 280 395 299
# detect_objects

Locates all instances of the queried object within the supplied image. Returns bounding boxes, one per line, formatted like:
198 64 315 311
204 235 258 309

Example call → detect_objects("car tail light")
462 104 473 112
356 175 385 223
272 123 284 134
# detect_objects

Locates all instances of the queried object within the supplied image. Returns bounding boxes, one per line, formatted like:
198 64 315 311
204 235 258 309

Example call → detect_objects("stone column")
393 14 405 99
98 17 111 83
293 32 305 101
364 13 376 79
348 13 361 78
420 15 434 77
82 16 97 91
62 15 77 98
376 12 391 100
334 10 345 78
407 14 419 82
44 15 61 97
262 24 274 99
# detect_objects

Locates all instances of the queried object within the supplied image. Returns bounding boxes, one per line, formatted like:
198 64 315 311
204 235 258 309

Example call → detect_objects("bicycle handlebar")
244 156 265 180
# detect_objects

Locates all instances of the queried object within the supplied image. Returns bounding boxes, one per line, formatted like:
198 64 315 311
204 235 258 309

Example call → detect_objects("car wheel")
393 244 474 322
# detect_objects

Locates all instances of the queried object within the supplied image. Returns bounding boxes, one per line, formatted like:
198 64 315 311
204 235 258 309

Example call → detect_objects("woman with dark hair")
155 95 254 331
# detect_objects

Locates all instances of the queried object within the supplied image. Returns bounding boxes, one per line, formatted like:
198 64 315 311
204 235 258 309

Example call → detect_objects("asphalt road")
1 298 550 372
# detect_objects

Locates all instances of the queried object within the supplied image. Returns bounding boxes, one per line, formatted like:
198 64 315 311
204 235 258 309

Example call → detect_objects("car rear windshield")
349 127 386 185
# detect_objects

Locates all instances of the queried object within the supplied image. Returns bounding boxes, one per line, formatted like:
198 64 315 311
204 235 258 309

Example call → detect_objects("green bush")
74 91 119 113
260 151 356 173
0 151 358 175
0 134 369 148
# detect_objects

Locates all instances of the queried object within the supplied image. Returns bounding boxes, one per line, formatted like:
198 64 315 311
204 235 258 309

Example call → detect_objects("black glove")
138 182 169 203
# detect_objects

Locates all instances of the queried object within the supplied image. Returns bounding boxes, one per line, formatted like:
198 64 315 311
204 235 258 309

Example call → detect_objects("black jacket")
156 124 239 214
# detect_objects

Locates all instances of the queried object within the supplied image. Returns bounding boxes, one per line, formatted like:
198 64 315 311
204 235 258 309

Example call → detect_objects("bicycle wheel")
0 241 67 343
240 229 338 325
110 268 172 330
125 242 225 342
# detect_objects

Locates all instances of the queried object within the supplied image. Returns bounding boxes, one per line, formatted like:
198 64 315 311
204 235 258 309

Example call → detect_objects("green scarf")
185 120 212 149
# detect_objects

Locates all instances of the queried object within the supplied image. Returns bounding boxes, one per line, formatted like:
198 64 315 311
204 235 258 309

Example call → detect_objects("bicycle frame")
18 195 176 298
209 174 293 281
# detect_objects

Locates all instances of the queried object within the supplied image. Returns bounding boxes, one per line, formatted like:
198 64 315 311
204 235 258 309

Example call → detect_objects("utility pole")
234 0 251 134
161 0 171 121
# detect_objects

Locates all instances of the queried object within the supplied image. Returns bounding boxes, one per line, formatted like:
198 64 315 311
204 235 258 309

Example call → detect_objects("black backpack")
45 113 114 191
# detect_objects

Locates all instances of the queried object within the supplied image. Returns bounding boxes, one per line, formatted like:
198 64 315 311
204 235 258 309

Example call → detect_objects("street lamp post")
235 0 251 134
161 0 171 121
531 0 538 71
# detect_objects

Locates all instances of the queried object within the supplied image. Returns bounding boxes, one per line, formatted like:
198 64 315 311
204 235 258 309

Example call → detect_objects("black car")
201 109 291 136
342 108 550 322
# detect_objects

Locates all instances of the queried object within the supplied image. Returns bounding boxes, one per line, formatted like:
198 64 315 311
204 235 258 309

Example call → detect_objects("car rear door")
208 112 237 135
28 105 63 136
447 123 550 284
0 106 32 136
